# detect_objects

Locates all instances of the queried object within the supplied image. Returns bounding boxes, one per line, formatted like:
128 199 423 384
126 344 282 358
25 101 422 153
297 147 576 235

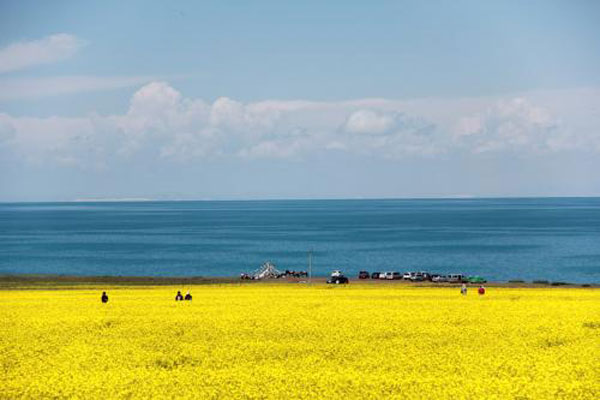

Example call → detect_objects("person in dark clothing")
175 291 183 301
184 291 192 301
101 291 108 303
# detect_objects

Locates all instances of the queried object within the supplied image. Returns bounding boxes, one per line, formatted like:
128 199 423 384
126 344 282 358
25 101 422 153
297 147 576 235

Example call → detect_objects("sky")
0 0 599 201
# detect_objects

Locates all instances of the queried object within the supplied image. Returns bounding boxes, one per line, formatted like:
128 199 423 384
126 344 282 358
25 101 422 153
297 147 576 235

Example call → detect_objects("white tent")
251 261 282 280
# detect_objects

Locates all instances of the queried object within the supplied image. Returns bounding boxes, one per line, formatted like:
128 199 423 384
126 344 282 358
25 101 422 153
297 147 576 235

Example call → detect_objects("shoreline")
0 274 597 289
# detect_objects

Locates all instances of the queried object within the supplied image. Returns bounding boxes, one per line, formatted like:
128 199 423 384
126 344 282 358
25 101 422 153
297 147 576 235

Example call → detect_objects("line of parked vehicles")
325 269 487 284
358 270 487 283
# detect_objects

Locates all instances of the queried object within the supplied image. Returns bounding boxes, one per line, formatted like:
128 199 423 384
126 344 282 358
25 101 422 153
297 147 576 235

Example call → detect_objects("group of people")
100 290 192 303
175 290 192 301
461 284 486 295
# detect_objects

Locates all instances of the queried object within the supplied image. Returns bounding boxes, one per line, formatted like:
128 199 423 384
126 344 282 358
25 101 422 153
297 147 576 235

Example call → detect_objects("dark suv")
358 271 370 279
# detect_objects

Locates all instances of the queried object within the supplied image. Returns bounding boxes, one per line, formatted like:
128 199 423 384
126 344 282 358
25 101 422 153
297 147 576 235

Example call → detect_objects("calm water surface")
1 198 599 283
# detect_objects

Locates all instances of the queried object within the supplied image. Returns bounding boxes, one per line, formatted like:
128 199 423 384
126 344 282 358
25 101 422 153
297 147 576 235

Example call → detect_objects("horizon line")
1 194 600 204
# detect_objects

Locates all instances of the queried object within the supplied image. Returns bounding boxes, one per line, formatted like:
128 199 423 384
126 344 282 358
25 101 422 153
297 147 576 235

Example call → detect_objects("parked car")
327 270 349 284
468 275 487 283
410 272 424 281
420 272 432 281
383 271 402 280
402 272 412 280
432 274 448 282
379 272 387 279
371 272 381 279
358 270 370 279
448 274 466 283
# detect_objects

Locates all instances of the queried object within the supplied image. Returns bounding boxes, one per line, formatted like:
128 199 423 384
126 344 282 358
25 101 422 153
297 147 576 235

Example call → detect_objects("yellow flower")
1 285 598 399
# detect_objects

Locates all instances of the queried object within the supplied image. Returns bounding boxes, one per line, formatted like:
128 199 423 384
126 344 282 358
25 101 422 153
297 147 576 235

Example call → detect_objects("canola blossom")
1 284 599 399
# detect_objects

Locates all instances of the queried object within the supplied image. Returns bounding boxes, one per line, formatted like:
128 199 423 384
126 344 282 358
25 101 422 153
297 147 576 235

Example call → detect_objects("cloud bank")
1 82 599 170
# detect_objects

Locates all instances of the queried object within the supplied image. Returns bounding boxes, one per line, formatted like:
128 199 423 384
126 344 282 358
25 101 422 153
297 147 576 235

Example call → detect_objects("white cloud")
344 109 397 135
1 82 599 169
7 114 103 168
455 116 483 137
0 34 156 100
455 98 566 153
0 34 87 73
128 81 182 115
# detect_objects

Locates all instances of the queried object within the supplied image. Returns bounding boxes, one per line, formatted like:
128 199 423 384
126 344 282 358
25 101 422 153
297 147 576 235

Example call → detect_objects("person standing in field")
184 291 192 301
461 283 467 295
101 291 108 303
175 291 183 301
478 285 486 295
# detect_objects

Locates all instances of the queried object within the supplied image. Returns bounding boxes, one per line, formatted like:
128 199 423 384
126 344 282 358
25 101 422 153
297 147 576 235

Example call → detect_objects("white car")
402 272 412 280
331 270 343 278
384 271 399 280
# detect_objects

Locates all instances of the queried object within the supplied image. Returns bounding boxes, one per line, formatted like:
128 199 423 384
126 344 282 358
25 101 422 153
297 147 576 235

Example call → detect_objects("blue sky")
0 0 599 200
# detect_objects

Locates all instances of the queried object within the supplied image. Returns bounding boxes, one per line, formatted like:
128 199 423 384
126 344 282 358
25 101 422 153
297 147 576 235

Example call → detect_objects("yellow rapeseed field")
1 284 599 399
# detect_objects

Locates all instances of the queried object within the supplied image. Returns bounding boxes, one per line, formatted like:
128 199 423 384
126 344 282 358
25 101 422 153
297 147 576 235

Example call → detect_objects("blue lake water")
0 198 599 283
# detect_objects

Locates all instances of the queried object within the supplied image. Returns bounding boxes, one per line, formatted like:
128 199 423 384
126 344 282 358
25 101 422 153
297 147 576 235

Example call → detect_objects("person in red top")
478 285 486 295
